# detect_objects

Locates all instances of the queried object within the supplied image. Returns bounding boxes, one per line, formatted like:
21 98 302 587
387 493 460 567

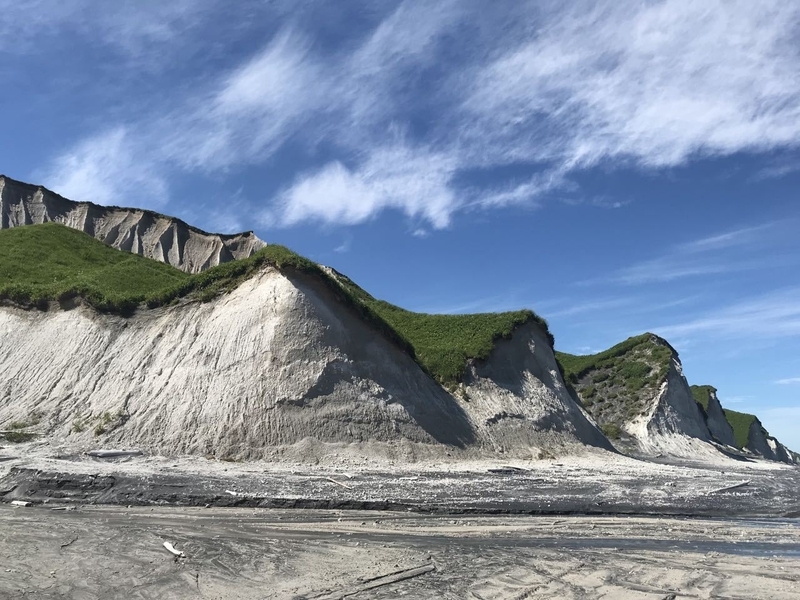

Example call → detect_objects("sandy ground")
2 442 799 598
1 505 799 599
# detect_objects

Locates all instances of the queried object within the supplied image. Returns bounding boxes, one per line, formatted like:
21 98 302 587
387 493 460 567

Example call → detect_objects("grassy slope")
0 224 550 386
556 334 673 388
690 384 715 411
723 409 758 449
329 271 546 386
690 384 756 449
0 223 189 310
556 335 674 438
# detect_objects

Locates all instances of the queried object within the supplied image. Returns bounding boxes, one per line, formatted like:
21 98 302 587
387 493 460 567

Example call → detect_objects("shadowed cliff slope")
692 385 798 464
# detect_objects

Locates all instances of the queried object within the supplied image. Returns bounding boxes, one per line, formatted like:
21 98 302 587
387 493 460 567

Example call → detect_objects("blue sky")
2 1 799 449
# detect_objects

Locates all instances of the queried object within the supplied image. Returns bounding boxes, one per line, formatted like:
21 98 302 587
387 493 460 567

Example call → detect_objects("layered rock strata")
0 175 265 273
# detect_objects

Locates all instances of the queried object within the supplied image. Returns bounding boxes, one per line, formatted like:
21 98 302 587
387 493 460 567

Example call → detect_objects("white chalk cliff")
625 352 713 456
0 175 265 273
0 267 611 460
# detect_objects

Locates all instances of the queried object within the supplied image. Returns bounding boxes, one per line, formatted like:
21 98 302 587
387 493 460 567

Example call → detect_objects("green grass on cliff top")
328 270 547 385
690 384 715 411
723 408 758 449
0 223 549 385
555 334 673 384
0 223 189 309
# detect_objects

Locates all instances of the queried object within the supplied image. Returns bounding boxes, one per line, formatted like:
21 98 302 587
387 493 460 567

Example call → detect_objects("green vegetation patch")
0 223 189 312
601 423 622 440
556 334 675 434
690 385 716 411
327 271 551 386
0 431 36 443
0 224 356 312
722 408 757 449
0 224 552 386
691 385 756 449
556 334 672 383
365 302 537 385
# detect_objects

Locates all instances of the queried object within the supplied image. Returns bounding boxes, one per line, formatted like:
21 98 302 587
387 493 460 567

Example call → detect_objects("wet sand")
2 445 800 598
1 505 799 599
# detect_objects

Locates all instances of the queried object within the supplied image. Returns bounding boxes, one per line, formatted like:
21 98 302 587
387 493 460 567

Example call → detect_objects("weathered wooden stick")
163 541 185 558
325 477 352 490
707 480 751 495
314 564 436 600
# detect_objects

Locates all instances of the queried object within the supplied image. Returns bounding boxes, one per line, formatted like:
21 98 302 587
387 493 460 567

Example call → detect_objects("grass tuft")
0 431 36 443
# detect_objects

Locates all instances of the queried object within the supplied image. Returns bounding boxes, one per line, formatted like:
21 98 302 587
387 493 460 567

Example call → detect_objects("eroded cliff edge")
0 265 611 460
0 175 265 273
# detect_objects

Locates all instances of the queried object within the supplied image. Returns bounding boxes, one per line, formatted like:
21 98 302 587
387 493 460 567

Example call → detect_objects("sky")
1 1 799 450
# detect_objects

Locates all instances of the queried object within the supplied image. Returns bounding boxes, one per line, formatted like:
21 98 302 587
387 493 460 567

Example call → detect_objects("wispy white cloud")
0 0 217 58
36 0 800 229
40 127 167 208
276 143 459 228
462 1 800 171
475 167 570 209
612 260 748 285
751 158 800 181
590 196 630 210
166 29 323 172
413 290 529 315
776 378 800 385
334 233 353 254
721 395 750 404
543 297 635 319
675 223 779 253
654 287 800 340
590 221 788 285
342 0 466 129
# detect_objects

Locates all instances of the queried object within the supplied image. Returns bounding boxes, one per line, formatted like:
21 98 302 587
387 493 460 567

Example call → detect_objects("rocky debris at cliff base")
1 442 798 518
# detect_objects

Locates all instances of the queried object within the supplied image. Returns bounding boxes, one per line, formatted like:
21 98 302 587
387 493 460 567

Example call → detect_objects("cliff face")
745 419 797 464
565 338 800 462
624 354 712 455
0 175 265 273
461 321 614 455
0 266 610 461
564 335 712 456
700 387 737 447
692 385 797 464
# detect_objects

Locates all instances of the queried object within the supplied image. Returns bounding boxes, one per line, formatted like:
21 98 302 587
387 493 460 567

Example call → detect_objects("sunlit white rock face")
623 353 797 464
0 267 610 460
0 175 265 273
624 353 715 459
